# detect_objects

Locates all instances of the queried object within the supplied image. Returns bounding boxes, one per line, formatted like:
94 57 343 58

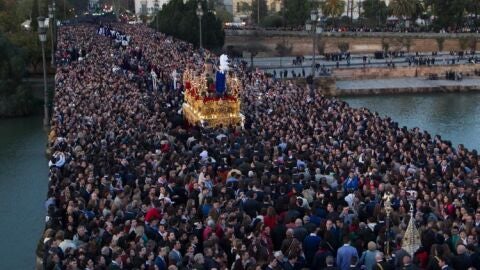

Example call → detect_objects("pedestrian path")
336 77 480 90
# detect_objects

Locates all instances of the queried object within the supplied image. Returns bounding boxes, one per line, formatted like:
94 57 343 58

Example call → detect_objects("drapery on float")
182 54 244 128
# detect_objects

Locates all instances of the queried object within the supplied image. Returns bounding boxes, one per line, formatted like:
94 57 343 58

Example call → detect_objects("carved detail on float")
182 62 244 128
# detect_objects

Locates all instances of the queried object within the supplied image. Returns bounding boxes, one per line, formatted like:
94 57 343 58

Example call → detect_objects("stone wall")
333 64 480 80
225 32 478 56
334 84 480 97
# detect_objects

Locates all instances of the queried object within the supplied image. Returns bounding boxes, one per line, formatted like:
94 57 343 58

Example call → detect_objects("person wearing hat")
359 241 379 270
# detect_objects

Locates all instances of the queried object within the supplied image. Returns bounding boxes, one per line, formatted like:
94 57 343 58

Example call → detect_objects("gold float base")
183 103 244 128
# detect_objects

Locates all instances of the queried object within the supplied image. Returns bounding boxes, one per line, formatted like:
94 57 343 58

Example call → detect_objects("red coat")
264 215 278 230
145 208 161 223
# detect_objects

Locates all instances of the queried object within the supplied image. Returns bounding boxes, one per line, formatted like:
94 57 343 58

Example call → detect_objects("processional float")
182 54 244 128
402 190 422 256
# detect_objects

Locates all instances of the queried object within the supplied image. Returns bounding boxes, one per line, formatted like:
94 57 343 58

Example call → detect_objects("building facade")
134 0 169 15
232 0 282 22
342 0 391 19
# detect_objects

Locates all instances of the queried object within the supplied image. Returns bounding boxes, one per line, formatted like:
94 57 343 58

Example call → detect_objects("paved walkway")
336 77 480 90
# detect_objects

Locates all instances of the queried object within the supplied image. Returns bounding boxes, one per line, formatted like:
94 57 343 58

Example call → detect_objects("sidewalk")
334 77 480 96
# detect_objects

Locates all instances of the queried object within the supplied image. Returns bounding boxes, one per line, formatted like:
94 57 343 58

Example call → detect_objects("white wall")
134 0 170 15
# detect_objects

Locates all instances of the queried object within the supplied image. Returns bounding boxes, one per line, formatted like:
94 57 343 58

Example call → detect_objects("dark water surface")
0 116 47 269
342 92 480 151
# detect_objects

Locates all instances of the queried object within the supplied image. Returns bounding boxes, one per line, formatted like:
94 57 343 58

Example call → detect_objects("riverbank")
0 77 54 118
225 30 479 56
334 77 480 96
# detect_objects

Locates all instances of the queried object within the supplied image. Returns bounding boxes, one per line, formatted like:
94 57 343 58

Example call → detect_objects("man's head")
326 255 334 266
402 255 412 266
294 218 303 227
457 244 467 255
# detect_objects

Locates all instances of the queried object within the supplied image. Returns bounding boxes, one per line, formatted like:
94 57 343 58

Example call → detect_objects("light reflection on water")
342 92 480 151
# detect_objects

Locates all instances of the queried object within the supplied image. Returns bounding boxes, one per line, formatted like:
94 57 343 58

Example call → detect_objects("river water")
342 92 480 151
0 93 479 268
0 116 47 269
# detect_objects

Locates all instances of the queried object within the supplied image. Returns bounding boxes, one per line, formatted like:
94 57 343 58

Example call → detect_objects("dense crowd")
39 23 480 270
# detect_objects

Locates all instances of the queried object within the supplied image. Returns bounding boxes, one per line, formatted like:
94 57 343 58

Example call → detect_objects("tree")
251 0 268 25
317 39 326 55
466 0 480 20
361 0 388 26
382 38 390 54
468 37 477 51
275 39 292 66
215 7 233 23
238 2 252 14
436 37 445 52
261 14 284 27
322 0 346 21
153 0 225 50
431 0 467 30
0 0 22 33
337 41 349 53
388 0 418 22
284 0 311 26
0 32 33 117
243 42 269 68
31 0 39 31
459 37 470 51
404 37 413 53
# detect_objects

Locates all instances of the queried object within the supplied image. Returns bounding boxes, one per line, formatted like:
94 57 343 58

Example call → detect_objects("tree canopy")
251 0 268 24
361 0 388 26
284 0 311 26
152 0 225 50
322 0 346 19
388 0 419 20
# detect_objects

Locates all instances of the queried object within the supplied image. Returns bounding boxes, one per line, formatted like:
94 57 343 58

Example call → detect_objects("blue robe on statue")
215 71 226 95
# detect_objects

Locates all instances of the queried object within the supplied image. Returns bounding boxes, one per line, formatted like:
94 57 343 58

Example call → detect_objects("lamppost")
383 192 393 260
52 1 56 49
196 2 204 49
48 4 55 67
37 17 49 127
154 0 160 31
306 10 323 77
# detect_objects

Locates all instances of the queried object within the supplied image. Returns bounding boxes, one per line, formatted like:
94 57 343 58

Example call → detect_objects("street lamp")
37 16 49 127
52 1 56 49
48 4 55 67
196 2 204 49
306 10 322 77
154 0 160 31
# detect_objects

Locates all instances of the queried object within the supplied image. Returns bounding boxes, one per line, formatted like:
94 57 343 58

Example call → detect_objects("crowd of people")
224 25 480 35
38 22 480 270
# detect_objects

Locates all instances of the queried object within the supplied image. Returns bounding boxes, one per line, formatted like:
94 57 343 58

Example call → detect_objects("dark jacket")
372 261 392 270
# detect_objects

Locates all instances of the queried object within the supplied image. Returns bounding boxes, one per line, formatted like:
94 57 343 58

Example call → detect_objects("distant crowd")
39 23 480 270
224 25 480 34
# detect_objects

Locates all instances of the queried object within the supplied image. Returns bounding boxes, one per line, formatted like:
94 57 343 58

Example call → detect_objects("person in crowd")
38 22 480 270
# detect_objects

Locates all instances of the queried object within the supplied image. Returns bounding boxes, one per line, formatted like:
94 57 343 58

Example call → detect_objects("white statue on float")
219 54 229 72
215 54 229 95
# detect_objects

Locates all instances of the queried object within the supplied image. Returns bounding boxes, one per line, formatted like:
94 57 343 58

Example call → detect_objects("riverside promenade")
38 23 480 270
335 77 480 96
